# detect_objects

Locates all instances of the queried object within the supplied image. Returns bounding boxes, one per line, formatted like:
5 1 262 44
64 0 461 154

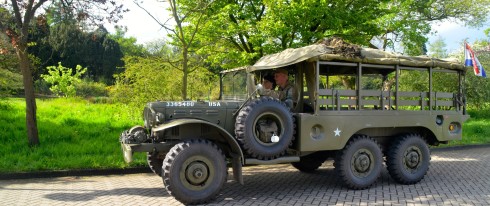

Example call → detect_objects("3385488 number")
166 101 195 107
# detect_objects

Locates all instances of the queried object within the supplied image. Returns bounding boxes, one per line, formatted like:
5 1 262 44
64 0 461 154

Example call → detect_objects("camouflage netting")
252 38 467 71
316 37 361 58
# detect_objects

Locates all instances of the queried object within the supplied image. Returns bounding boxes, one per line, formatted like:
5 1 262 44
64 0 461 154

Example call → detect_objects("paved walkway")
1 146 490 205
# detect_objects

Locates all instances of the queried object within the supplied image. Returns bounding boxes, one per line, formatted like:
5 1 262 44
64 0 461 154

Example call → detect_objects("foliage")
41 62 87 97
0 0 126 146
447 39 490 109
398 70 429 92
425 37 459 94
34 79 51 95
374 0 490 55
75 78 108 97
0 68 23 96
0 34 22 96
110 56 219 107
136 0 211 100
0 98 145 173
182 0 490 70
48 24 124 82
108 27 148 57
428 37 448 58
0 34 18 72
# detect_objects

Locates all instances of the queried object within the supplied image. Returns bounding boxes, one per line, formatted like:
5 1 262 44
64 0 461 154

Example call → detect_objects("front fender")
152 119 244 164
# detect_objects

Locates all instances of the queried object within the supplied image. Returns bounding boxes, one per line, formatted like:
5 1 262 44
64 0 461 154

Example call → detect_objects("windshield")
221 70 248 101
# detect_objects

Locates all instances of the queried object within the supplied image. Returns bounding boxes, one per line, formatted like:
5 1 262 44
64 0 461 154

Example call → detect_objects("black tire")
147 152 165 177
386 133 430 185
334 135 383 190
162 139 227 205
235 96 294 160
291 154 325 173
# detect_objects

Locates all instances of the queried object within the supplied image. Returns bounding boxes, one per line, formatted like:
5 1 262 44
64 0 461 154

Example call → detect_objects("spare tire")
235 96 294 160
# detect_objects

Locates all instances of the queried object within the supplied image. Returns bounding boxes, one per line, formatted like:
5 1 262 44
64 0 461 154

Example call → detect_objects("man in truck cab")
259 68 297 109
274 68 298 109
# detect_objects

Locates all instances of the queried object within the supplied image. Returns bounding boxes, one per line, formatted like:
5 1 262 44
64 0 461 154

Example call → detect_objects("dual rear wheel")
386 133 430 184
334 133 430 189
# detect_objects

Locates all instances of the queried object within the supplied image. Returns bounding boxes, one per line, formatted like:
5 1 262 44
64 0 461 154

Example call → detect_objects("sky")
112 1 489 54
428 21 488 53
109 1 169 44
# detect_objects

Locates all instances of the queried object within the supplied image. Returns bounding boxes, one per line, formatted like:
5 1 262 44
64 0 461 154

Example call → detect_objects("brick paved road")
1 145 490 206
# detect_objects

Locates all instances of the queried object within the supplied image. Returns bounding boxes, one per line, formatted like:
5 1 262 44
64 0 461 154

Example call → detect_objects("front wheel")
386 133 430 184
334 135 383 189
162 139 227 205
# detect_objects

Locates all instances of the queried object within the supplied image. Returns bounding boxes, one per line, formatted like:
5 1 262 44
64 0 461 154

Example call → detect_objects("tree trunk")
16 44 40 146
182 48 188 100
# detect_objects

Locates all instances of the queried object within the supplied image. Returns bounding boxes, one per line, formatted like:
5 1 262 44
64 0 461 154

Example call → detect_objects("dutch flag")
465 42 487 77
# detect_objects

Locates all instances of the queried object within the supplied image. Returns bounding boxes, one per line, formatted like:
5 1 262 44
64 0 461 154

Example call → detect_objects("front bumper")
119 128 175 163
120 142 176 163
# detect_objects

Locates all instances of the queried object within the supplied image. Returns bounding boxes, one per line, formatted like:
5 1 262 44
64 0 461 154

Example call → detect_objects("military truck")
120 41 469 205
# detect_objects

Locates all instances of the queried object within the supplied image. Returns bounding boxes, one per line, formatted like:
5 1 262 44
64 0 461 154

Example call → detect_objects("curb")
0 167 152 180
431 143 490 152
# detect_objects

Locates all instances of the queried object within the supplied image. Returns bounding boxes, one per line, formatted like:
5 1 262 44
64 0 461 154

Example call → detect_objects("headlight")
155 113 165 124
143 106 166 129
143 106 155 128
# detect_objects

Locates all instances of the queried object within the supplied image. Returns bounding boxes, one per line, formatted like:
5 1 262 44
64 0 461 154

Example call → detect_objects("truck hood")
143 100 242 128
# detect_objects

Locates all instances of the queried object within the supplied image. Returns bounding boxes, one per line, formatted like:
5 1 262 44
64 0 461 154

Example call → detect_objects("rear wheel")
386 133 430 184
162 139 227 205
334 135 383 189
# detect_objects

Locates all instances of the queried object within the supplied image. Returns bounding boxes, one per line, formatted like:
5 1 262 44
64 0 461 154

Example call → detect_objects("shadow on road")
45 187 168 201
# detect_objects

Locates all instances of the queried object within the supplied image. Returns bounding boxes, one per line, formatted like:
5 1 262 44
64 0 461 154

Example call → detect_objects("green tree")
41 62 87 97
188 0 490 68
111 56 219 106
374 0 490 55
108 27 148 57
193 0 388 69
462 40 490 109
0 35 22 95
0 0 124 146
134 0 211 100
428 37 448 58
427 37 459 94
49 24 124 83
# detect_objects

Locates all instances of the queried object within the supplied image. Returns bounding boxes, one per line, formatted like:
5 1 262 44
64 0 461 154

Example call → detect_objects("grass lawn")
0 97 489 173
0 98 147 173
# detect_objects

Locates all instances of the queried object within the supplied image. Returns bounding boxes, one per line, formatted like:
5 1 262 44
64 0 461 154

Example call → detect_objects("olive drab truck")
119 39 470 205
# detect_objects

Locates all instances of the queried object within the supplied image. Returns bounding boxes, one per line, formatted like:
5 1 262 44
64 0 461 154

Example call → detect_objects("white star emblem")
334 128 341 136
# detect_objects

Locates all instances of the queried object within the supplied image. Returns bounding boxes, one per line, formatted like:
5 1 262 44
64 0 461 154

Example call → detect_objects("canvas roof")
250 44 467 72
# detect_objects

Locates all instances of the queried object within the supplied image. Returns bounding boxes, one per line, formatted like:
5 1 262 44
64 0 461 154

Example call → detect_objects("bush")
75 78 109 97
41 62 87 97
0 68 23 96
34 79 52 95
